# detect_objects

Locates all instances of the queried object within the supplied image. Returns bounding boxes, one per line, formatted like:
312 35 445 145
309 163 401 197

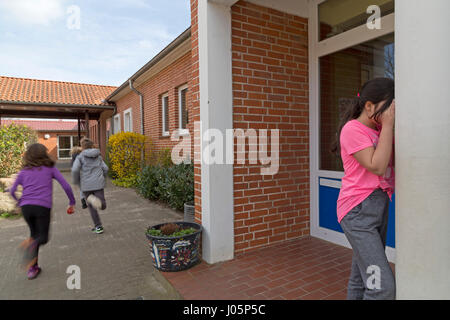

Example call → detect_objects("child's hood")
81 149 101 158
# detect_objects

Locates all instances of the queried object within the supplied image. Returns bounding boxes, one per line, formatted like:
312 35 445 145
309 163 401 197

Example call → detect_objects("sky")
0 0 191 87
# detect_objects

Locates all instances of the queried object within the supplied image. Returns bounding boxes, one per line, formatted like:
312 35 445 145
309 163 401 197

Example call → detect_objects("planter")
184 202 195 223
146 221 202 272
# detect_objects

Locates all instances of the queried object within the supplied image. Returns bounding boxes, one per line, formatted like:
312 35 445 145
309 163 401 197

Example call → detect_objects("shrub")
156 148 174 168
158 163 194 211
135 165 163 200
0 124 38 178
136 162 194 211
108 132 147 186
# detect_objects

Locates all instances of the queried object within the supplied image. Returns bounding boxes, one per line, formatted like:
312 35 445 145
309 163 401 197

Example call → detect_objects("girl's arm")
9 171 23 202
354 102 395 176
53 167 76 206
101 158 109 177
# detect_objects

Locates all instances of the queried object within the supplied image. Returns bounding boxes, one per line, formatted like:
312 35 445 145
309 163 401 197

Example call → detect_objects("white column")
395 0 450 299
198 0 235 263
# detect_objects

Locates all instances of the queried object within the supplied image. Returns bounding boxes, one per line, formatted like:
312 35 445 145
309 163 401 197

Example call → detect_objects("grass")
0 212 21 220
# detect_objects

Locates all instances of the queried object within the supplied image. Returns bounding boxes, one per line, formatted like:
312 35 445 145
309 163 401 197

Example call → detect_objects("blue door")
318 177 395 248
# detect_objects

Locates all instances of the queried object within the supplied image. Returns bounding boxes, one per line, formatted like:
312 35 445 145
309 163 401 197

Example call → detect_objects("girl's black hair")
331 77 394 156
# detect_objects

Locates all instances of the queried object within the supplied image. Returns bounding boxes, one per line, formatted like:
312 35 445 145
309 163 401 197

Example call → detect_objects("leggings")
21 205 51 266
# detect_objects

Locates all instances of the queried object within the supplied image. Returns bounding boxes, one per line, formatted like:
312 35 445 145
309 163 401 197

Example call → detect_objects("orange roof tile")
0 76 117 106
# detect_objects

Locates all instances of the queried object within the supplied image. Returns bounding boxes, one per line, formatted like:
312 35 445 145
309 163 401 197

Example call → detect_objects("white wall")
395 0 450 299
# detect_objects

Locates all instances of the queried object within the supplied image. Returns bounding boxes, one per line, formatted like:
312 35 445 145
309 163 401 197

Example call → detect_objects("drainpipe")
129 79 144 135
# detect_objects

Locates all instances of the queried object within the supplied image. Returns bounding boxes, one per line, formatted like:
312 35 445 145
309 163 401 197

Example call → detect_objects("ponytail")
330 97 364 156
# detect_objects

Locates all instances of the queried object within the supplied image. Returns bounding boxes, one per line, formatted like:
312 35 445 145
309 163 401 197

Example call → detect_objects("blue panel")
318 177 395 248
318 180 343 233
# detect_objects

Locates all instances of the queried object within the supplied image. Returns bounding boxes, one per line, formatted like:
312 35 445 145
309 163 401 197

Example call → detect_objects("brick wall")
190 0 202 224
114 51 193 160
231 1 310 254
38 132 80 161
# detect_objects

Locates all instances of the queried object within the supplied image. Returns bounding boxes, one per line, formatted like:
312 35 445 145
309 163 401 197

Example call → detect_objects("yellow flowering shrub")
107 132 148 186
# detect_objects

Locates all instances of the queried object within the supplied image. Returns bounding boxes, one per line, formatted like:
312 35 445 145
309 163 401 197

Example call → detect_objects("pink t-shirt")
337 120 395 223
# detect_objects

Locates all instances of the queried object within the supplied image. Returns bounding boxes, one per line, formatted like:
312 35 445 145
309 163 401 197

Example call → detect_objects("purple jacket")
10 166 76 209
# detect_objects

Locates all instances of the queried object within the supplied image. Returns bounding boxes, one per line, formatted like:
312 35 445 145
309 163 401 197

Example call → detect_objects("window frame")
57 135 78 160
123 108 133 133
178 84 189 136
161 93 170 137
113 114 121 134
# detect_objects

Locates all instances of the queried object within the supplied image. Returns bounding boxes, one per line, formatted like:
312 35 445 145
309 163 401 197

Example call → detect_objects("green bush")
0 124 38 178
136 165 163 200
156 148 174 168
136 162 194 211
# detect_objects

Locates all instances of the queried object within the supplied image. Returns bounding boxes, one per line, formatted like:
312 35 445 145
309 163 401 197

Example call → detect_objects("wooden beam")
85 111 90 139
77 114 81 146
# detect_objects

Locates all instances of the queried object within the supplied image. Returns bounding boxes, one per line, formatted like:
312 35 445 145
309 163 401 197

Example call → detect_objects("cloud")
0 0 66 26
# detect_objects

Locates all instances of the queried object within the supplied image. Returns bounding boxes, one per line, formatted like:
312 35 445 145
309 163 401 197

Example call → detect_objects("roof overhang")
106 27 191 102
0 100 115 120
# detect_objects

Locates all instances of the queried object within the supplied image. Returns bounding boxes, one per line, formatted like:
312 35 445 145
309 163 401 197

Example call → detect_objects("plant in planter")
146 221 202 272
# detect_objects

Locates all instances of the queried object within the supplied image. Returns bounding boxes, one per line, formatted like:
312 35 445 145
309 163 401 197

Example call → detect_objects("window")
113 114 121 134
106 118 111 139
58 136 79 159
178 84 188 135
319 33 394 171
162 93 169 136
124 108 133 132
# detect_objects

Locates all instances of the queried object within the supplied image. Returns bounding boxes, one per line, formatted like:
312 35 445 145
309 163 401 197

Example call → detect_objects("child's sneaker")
81 198 88 209
86 195 102 210
91 226 104 234
27 265 41 280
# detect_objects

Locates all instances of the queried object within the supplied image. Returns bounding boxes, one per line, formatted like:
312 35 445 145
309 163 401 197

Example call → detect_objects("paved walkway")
162 237 395 300
0 172 182 300
162 237 351 300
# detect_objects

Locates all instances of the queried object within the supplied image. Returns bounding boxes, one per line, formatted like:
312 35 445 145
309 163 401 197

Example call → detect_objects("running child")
332 77 396 300
71 138 108 234
9 143 76 280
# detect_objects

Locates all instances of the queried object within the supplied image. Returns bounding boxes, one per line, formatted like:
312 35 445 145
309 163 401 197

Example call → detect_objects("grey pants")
83 189 106 228
340 188 396 300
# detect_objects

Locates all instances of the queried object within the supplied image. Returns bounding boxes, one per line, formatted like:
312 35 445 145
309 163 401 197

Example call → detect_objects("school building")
105 0 450 299
0 118 89 161
0 0 448 299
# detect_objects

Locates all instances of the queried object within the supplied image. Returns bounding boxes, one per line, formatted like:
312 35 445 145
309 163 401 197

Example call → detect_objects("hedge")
136 162 194 211
0 123 38 178
107 132 147 187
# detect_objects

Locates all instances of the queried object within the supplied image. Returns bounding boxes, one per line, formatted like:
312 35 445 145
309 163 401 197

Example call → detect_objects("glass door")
309 0 396 260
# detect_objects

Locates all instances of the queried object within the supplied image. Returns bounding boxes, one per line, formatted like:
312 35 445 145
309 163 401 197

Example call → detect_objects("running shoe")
27 265 41 280
91 226 104 234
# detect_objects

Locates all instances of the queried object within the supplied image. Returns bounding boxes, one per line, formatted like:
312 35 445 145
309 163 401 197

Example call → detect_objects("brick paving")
0 172 182 300
161 236 395 300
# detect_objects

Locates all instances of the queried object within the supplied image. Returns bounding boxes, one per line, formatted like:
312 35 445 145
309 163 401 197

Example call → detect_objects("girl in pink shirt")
331 78 395 300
